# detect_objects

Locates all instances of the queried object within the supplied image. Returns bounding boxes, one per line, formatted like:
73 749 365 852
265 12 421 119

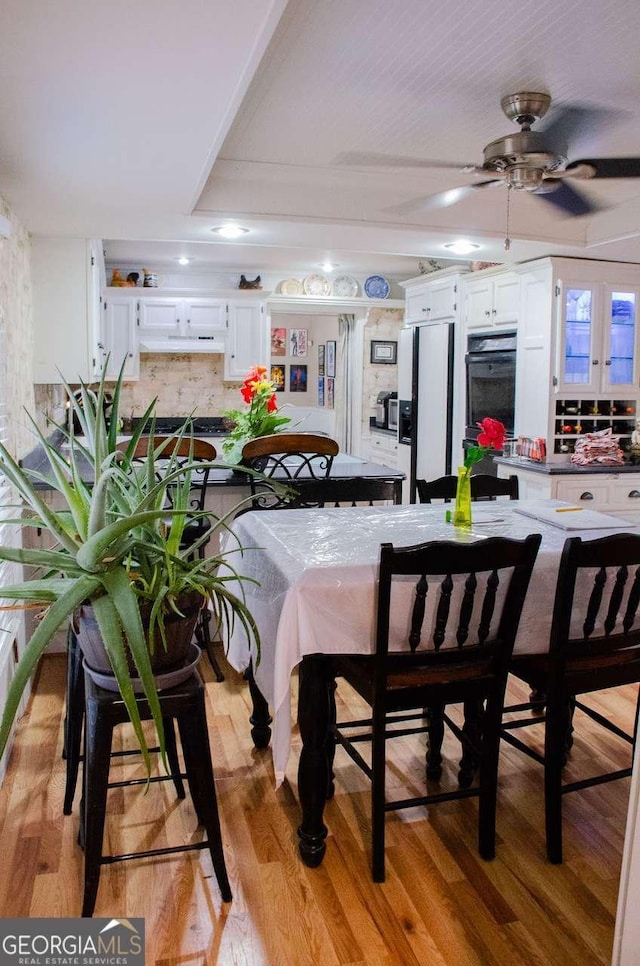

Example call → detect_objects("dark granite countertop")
495 456 640 475
19 431 405 490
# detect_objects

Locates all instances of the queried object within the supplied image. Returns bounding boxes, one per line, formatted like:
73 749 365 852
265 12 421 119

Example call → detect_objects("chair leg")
544 689 570 864
163 716 186 799
82 695 114 917
371 708 387 883
477 697 501 861
177 699 232 902
426 702 445 780
63 631 85 815
459 698 483 789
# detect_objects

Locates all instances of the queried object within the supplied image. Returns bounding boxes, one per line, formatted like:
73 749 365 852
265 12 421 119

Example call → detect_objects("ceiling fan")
336 92 640 218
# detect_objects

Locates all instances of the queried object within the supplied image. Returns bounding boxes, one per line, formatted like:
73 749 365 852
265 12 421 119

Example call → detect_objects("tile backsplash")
114 354 243 417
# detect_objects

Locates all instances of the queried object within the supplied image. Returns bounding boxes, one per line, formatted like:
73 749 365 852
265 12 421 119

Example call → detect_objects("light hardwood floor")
0 650 635 965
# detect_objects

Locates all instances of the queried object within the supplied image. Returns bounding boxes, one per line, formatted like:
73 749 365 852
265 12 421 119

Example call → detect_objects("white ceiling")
3 0 640 279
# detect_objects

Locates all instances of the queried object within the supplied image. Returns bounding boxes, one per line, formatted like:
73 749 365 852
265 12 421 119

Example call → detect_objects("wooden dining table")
223 499 640 867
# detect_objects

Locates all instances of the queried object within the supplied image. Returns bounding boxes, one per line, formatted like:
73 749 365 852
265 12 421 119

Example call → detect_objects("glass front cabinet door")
556 281 639 394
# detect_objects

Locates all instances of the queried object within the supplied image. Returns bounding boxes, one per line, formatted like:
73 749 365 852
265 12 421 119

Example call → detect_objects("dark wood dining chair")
288 475 401 507
331 532 541 881
241 432 339 510
416 473 519 503
501 532 640 863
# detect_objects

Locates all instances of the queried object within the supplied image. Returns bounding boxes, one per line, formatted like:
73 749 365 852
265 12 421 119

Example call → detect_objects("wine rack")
553 398 637 455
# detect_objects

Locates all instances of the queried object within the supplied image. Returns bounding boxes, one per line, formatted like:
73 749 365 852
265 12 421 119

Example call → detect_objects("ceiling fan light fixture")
443 240 481 256
211 224 250 239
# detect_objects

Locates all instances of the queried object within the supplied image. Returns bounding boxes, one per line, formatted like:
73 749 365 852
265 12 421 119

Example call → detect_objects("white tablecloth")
222 501 640 784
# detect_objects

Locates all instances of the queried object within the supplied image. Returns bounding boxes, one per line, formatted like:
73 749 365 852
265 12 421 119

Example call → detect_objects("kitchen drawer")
553 479 611 505
367 433 398 467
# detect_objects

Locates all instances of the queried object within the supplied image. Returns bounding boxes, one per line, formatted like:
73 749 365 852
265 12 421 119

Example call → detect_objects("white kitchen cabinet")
498 463 640 516
138 296 226 344
184 298 226 335
464 270 520 331
402 269 464 324
363 431 398 468
516 257 640 462
100 296 139 380
224 299 268 380
555 279 640 395
31 237 104 383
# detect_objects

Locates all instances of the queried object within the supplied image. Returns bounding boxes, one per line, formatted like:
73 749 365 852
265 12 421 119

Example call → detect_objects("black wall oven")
465 332 516 473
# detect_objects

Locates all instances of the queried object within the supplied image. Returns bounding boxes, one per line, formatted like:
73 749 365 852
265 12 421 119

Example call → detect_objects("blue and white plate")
364 274 390 299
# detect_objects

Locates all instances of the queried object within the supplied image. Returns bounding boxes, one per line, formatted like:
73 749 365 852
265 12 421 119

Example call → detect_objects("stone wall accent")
362 307 403 432
0 196 36 459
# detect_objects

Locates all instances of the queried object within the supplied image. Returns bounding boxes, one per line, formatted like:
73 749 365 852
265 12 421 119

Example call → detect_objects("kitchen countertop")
19 431 405 490
368 418 398 438
495 456 640 475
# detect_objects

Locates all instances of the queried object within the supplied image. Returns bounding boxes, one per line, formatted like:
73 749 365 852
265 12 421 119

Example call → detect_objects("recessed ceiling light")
211 224 250 239
443 240 482 255
321 262 339 272
174 257 192 265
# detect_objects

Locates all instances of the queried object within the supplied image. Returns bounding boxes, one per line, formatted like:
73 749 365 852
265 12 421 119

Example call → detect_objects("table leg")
297 654 333 867
244 662 272 749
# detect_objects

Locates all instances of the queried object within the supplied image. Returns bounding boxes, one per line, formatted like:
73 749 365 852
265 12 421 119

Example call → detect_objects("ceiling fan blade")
534 180 599 217
385 179 503 216
333 151 479 172
566 157 640 178
539 104 627 156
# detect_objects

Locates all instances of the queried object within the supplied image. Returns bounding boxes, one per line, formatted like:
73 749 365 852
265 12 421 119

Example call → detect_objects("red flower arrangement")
463 417 507 470
453 417 507 527
222 365 291 465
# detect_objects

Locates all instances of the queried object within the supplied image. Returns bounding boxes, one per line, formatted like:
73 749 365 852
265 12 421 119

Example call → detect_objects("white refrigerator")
398 323 455 500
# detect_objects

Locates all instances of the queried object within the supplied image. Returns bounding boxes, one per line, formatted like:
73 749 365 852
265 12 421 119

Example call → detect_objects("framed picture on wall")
318 343 325 376
289 328 308 357
290 364 307 392
318 376 325 407
270 364 285 391
271 327 287 356
370 340 397 364
326 340 336 378
325 376 334 409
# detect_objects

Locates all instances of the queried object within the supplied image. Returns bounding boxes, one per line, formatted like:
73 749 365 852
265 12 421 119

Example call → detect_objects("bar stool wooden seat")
80 667 231 917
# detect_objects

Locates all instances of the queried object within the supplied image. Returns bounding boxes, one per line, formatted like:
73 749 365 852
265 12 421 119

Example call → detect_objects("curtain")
336 313 362 453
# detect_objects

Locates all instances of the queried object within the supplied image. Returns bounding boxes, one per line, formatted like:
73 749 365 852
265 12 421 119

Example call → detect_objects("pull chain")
504 185 512 252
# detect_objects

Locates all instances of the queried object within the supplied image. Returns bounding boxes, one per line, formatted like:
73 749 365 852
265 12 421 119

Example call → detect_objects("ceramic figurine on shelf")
110 268 127 287
239 274 261 289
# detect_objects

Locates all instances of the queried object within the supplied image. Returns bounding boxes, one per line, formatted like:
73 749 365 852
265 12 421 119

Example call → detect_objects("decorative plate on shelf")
364 274 391 299
332 274 358 298
280 278 303 295
303 273 331 297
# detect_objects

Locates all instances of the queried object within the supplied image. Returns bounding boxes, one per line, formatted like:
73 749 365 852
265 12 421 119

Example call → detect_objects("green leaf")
0 574 101 760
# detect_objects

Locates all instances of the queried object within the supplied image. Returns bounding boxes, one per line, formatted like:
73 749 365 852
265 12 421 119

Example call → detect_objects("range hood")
138 335 226 354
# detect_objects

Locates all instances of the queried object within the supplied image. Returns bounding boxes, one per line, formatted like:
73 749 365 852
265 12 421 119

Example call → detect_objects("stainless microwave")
388 397 399 432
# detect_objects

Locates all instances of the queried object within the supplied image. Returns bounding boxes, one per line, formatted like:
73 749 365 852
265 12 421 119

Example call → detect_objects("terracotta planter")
74 591 204 691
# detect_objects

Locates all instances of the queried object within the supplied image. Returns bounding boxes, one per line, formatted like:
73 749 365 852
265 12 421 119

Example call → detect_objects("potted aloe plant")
0 361 261 773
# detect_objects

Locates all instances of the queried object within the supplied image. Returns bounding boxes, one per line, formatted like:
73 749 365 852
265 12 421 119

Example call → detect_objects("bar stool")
80 667 232 917
63 628 185 814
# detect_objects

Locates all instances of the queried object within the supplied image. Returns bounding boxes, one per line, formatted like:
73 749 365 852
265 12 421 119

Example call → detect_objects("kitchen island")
495 455 640 520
